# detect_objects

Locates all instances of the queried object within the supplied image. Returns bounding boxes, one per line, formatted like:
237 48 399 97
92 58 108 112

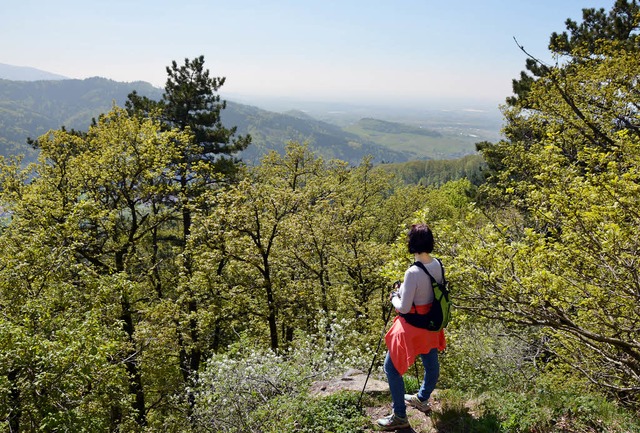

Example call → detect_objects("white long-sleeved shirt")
391 259 444 314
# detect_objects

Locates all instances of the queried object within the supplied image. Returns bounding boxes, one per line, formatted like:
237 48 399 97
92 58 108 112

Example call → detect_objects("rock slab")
309 369 389 397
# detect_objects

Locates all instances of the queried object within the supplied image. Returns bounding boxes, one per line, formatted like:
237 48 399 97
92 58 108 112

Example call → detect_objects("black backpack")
399 259 451 331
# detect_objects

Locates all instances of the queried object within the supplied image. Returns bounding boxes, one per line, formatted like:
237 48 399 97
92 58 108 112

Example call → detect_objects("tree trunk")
116 248 146 427
8 368 20 432
178 176 201 421
151 202 162 298
121 295 146 427
266 281 279 351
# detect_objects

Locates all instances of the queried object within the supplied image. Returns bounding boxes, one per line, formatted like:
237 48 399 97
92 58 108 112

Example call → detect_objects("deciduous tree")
450 34 640 406
0 107 191 430
480 1 640 191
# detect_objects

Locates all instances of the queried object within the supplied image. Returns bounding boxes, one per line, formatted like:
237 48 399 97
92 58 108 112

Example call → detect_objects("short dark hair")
408 223 434 254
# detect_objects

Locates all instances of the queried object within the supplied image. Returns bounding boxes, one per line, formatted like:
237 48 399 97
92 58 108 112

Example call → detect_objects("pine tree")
126 56 251 404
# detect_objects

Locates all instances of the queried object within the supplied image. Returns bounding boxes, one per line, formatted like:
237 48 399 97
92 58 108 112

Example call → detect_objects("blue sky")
1 0 616 109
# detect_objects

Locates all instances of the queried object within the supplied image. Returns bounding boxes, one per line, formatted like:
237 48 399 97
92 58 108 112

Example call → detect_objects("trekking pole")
357 294 395 409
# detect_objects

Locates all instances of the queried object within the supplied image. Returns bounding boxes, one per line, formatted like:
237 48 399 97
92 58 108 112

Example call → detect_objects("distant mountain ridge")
0 63 69 81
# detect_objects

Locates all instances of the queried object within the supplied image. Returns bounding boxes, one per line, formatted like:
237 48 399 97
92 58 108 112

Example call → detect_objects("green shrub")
403 374 420 395
431 389 501 433
439 321 539 393
273 391 368 433
479 389 640 433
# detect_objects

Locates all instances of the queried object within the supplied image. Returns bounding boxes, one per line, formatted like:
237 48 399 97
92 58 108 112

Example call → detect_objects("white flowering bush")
312 311 379 372
189 320 373 433
191 347 300 432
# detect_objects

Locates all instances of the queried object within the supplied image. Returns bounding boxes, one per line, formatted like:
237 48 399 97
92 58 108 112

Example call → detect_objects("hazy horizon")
2 0 616 110
0 61 506 128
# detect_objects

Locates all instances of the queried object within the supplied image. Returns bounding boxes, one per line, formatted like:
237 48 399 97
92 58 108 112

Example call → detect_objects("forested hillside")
217 101 408 164
0 77 163 162
0 77 424 165
381 154 486 186
1 2 639 432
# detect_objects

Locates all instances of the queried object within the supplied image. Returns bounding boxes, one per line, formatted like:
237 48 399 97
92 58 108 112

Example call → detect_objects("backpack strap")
409 259 445 311
411 258 445 286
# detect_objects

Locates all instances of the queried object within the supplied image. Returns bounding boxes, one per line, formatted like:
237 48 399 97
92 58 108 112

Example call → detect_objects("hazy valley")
0 63 502 166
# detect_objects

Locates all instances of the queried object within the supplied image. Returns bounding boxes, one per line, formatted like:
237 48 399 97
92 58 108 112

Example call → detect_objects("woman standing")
376 223 446 431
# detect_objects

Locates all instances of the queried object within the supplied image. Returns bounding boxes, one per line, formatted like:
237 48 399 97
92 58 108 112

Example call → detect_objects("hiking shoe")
376 413 410 430
404 394 432 413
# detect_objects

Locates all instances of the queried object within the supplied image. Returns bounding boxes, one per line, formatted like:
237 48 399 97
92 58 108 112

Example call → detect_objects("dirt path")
312 370 470 433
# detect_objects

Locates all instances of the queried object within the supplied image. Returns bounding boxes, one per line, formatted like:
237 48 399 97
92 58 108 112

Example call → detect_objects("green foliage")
127 55 250 180
402 374 421 395
0 107 193 430
480 1 640 205
285 392 368 433
431 389 501 433
439 322 539 393
507 0 640 108
464 4 640 408
549 0 640 58
190 142 426 351
246 392 368 433
432 387 640 433
2 111 429 429
479 388 640 433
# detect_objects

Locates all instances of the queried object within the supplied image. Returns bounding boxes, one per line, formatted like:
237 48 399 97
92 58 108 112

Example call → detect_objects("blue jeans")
383 348 439 418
